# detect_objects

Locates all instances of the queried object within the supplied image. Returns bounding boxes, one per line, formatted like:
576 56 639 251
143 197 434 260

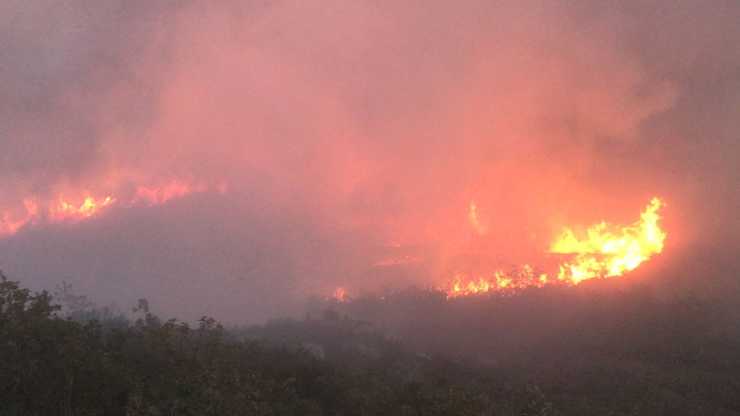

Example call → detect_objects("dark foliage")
2 272 740 415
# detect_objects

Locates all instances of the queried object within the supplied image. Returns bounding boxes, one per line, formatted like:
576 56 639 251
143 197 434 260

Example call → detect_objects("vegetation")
2 272 740 415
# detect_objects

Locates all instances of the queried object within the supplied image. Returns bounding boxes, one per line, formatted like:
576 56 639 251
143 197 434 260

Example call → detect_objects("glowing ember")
444 198 666 298
0 180 210 238
332 287 348 302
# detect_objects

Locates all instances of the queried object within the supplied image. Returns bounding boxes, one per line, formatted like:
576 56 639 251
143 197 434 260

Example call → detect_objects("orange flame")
551 197 666 283
446 265 549 298
49 195 116 223
444 197 666 298
0 180 211 238
332 287 348 302
0 199 40 237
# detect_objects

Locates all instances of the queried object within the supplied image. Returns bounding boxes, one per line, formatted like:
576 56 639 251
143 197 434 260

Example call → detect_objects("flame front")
49 196 117 223
448 265 550 297
0 180 210 238
444 197 666 298
551 197 666 283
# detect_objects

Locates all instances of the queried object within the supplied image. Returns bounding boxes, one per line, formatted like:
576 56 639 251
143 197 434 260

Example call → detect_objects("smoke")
1 0 738 321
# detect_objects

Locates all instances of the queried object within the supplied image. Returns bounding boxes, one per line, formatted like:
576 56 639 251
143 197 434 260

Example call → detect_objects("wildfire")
49 196 116 222
551 197 666 283
447 265 550 297
0 199 39 237
444 197 666 298
0 180 210 238
332 287 348 302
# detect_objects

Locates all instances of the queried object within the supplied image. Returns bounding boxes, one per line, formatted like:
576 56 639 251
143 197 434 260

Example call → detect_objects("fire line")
444 197 666 297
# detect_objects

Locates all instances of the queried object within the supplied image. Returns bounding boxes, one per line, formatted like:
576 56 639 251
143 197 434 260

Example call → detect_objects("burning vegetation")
0 180 209 238
325 197 667 301
444 197 666 297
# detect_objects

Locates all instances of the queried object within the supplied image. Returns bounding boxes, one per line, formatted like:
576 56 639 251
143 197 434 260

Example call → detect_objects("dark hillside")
3 273 740 415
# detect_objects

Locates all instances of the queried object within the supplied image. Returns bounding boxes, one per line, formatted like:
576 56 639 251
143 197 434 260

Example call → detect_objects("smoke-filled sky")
1 0 738 321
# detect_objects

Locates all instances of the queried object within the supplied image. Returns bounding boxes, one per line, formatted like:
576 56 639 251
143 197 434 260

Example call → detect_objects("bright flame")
551 197 666 283
49 196 116 222
446 265 549 298
0 180 211 238
444 198 666 298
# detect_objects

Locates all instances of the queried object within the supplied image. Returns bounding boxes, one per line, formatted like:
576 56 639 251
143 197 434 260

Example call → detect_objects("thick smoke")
1 0 738 321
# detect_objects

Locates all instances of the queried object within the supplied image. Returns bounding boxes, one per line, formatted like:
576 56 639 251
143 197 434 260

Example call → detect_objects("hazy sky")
1 0 738 321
